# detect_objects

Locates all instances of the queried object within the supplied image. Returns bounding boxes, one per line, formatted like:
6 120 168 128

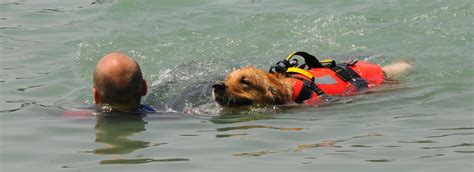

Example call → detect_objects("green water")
1 0 473 171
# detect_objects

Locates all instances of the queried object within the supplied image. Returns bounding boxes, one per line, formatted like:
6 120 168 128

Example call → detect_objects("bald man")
93 52 155 113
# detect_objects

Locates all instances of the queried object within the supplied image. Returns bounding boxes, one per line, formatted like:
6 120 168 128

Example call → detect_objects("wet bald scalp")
93 52 144 109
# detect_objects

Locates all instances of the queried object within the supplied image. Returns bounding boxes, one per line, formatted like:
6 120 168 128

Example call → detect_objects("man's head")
93 52 147 111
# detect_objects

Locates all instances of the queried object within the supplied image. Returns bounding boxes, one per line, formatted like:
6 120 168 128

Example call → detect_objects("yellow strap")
286 51 298 60
320 59 333 63
286 67 314 80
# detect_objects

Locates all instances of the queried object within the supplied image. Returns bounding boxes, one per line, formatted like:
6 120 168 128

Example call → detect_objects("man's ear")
141 79 148 96
93 87 101 104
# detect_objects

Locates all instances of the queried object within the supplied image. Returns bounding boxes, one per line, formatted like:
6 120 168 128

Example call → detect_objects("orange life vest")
288 61 384 104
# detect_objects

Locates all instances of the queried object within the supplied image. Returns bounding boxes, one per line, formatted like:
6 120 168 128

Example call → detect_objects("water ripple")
421 143 474 150
426 132 474 138
216 125 304 132
233 151 276 157
434 127 474 131
98 158 190 165
37 8 65 13
1 100 51 113
398 140 437 144
365 159 395 163
420 154 445 159
216 133 248 138
0 2 22 6
16 84 45 92
455 151 474 154
61 158 190 168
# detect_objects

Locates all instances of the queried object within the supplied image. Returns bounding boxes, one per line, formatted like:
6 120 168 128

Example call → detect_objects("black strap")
291 51 324 68
292 76 325 104
330 62 368 91
270 51 325 74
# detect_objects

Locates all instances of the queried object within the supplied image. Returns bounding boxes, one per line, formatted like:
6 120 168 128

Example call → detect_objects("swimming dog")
212 52 413 106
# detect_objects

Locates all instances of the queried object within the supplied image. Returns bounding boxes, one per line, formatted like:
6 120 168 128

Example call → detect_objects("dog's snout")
212 81 226 91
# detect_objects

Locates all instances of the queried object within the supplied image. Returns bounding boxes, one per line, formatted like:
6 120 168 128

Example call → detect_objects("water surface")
1 0 473 171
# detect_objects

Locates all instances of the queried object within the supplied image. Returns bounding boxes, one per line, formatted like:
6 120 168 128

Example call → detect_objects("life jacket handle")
286 51 324 68
269 51 329 74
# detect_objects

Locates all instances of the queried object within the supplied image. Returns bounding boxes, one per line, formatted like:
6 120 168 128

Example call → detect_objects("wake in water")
144 58 230 116
144 52 410 117
144 57 306 117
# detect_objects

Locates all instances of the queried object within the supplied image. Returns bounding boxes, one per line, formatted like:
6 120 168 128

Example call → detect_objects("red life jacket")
288 61 384 104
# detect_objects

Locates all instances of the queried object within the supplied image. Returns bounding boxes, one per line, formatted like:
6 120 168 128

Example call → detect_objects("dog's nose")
212 81 226 91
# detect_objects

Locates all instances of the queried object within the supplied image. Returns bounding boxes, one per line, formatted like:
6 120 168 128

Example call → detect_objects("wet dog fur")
212 61 413 106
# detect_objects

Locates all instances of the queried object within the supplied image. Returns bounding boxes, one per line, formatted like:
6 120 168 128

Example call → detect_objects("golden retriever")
212 61 413 106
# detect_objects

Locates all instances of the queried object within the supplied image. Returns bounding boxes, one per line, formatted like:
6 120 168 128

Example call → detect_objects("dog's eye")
240 78 252 87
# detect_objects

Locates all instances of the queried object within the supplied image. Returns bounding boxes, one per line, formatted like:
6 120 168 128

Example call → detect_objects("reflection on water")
98 158 190 165
93 114 189 165
208 106 281 124
231 133 384 158
216 125 304 132
94 115 149 155
232 140 341 157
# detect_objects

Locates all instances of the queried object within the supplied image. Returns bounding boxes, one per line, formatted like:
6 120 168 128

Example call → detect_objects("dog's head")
212 67 292 106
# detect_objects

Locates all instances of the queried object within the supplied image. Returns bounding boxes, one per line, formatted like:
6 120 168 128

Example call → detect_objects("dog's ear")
265 73 292 104
269 86 292 104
